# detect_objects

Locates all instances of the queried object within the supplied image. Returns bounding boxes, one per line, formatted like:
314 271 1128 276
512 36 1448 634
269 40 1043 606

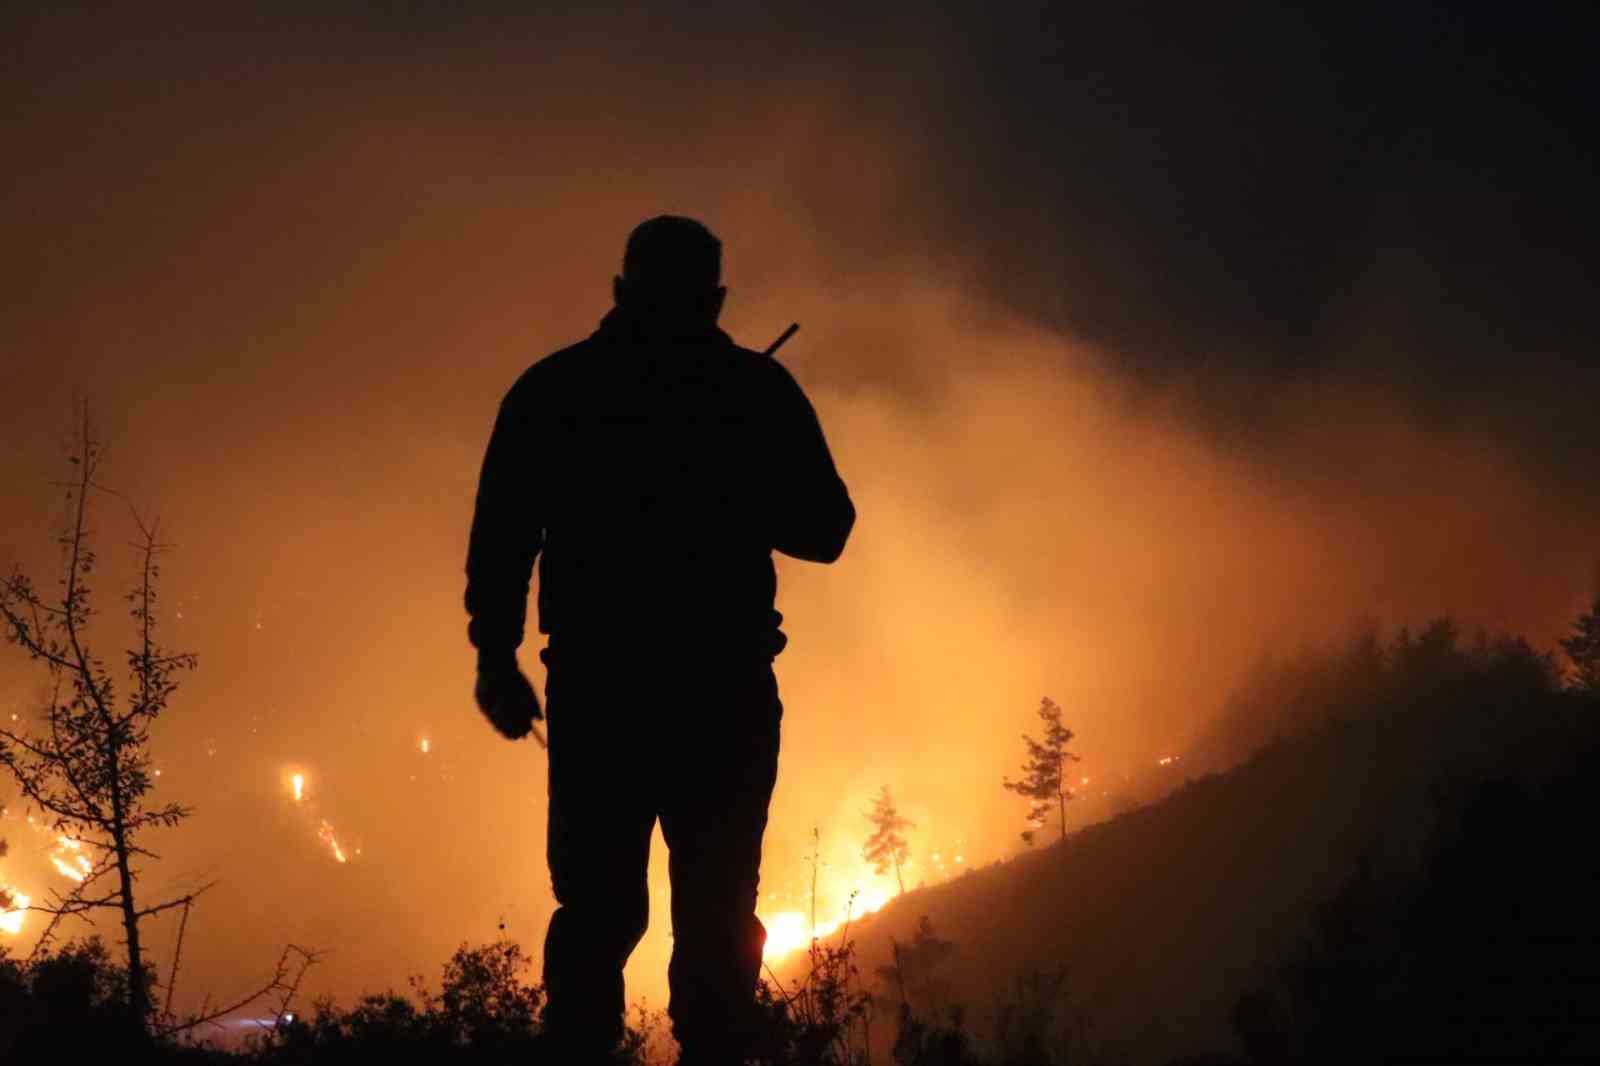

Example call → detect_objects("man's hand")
474 662 544 741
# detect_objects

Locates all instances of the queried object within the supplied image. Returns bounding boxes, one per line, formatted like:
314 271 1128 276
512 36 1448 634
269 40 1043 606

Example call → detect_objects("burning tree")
0 417 202 1026
1560 592 1600 692
863 784 914 896
1004 696 1080 846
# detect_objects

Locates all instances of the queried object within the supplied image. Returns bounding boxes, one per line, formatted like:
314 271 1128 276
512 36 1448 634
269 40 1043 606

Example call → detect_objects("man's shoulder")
527 335 606 379
499 331 792 408
501 336 605 405
723 336 766 362
739 344 807 397
713 338 782 376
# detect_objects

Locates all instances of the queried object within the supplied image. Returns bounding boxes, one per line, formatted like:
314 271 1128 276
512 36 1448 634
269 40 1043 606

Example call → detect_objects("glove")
473 657 543 741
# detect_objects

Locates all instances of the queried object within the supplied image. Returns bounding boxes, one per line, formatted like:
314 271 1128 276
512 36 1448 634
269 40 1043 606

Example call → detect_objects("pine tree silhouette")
1004 697 1080 845
863 785 914 895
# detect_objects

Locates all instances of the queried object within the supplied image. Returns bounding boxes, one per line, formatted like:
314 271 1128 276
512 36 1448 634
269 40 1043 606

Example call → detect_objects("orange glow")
763 911 811 959
0 889 29 936
49 836 92 884
760 870 896 961
1 44 1593 1022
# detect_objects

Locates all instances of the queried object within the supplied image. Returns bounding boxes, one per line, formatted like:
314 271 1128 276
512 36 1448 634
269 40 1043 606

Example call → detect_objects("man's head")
613 215 726 331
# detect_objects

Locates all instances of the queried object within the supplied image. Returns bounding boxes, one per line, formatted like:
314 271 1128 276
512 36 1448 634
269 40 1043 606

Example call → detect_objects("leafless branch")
26 862 121 960
154 944 322 1038
31 889 124 916
163 896 194 1018
26 905 75 962
136 883 216 921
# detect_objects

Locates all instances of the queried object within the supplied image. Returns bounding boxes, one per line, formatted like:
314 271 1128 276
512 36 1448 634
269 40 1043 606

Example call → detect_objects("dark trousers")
539 645 782 1061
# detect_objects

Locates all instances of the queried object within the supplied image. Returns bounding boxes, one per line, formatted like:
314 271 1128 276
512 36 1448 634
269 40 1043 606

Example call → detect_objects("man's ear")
613 275 627 307
710 285 727 321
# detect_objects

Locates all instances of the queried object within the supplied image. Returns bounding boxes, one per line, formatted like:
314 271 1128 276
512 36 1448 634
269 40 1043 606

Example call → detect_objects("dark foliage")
0 938 154 1060
255 939 558 1064
1224 742 1600 1064
754 933 875 1066
1195 615 1568 771
889 1004 979 1066
878 917 957 1018
1561 592 1600 692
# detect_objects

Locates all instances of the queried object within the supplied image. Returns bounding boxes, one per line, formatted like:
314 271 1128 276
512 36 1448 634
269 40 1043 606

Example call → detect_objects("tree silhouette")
0 415 202 1026
863 785 914 895
1004 696 1079 846
1560 592 1600 692
435 939 545 1048
876 916 968 1063
877 915 955 1014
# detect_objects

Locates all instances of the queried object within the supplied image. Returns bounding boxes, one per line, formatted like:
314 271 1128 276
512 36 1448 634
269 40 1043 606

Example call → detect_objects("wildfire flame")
285 766 355 863
419 738 430 754
763 912 810 959
49 836 92 883
761 879 897 960
318 819 348 864
0 888 29 936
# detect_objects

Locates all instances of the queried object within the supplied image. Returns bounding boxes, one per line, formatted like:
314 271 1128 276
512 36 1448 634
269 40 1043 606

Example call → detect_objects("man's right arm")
765 363 855 564
464 378 543 669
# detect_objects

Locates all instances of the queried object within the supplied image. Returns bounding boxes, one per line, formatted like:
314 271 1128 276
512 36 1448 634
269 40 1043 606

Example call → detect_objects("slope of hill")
795 645 1597 1064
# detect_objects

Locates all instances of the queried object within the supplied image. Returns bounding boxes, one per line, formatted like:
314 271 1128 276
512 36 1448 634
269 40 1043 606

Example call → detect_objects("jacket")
464 306 855 662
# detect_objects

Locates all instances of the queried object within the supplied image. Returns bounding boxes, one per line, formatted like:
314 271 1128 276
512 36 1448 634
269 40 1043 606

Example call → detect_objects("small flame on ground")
419 738 430 754
291 773 305 802
0 888 29 936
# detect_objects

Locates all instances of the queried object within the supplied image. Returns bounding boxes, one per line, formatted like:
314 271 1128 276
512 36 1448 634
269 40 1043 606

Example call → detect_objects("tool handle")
763 322 800 357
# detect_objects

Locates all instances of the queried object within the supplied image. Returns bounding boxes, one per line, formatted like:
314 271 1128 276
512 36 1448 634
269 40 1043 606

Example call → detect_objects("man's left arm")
765 362 855 564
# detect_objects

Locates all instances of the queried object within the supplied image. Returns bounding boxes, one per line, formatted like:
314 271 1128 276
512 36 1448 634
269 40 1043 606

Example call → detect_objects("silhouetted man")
464 216 855 1065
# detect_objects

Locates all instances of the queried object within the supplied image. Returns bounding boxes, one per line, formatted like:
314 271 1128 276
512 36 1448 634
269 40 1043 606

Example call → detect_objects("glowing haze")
2 1 1597 1019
